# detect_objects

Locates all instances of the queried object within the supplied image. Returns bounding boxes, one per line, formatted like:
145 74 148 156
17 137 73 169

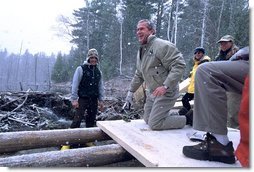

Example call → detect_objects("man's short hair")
138 19 156 34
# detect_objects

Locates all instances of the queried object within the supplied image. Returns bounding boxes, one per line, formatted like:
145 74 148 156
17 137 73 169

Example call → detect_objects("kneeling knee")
148 121 161 130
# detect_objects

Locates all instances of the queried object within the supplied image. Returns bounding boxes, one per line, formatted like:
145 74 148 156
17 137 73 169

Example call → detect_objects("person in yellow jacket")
178 47 211 118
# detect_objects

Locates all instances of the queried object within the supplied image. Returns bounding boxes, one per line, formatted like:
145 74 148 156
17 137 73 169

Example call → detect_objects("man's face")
195 51 204 60
220 41 233 51
136 22 154 45
89 57 98 65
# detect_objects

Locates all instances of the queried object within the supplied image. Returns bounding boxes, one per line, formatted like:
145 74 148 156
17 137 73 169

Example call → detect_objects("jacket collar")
147 35 156 43
194 55 210 64
141 35 156 48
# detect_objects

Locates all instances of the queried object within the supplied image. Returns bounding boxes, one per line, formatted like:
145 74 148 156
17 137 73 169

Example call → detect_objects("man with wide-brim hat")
215 35 239 61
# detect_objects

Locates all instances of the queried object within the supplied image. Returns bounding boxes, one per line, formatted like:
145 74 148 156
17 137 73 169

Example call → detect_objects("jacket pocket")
148 65 168 85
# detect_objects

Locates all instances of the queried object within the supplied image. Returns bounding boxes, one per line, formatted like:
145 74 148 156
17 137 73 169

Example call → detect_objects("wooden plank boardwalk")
173 100 194 109
97 119 241 167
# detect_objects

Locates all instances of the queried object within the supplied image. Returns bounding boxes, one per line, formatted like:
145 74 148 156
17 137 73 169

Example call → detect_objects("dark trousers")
181 93 194 111
70 97 98 128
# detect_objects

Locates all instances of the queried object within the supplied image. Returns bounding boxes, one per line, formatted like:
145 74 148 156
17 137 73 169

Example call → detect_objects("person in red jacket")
235 75 249 167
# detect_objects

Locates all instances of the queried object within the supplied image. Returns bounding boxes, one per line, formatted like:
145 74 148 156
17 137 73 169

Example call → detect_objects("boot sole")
183 146 209 161
183 147 236 164
209 156 235 164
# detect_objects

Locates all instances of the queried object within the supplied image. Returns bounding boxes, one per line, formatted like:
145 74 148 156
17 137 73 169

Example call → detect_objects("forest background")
0 0 249 92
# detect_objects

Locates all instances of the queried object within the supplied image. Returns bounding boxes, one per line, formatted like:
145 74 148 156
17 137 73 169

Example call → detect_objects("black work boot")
178 107 188 116
185 109 193 126
182 133 236 164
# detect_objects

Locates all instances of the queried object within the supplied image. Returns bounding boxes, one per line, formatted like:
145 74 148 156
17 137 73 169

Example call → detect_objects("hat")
217 35 235 43
87 48 99 62
194 47 205 54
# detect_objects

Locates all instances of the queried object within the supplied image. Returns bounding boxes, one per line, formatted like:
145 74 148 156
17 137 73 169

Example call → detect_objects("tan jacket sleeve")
129 67 144 93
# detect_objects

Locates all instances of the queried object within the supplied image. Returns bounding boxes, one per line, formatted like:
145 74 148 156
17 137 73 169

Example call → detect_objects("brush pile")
0 76 144 132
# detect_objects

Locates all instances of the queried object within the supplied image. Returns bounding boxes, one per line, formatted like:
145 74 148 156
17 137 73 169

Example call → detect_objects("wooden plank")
173 100 194 109
179 78 190 94
97 119 241 167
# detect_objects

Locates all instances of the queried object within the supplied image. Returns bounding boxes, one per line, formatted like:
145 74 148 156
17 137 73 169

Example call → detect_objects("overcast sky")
0 1 253 56
0 0 85 55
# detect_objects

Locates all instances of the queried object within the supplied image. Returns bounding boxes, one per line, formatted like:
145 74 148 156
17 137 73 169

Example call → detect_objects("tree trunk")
156 0 164 37
86 0 90 51
174 0 179 45
167 5 172 41
0 127 111 154
34 55 38 91
120 21 123 75
228 0 235 33
217 0 225 40
0 144 132 167
201 0 209 47
47 58 51 90
169 0 176 42
6 56 13 90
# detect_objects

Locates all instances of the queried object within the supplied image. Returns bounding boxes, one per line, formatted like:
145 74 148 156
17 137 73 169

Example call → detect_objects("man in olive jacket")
125 19 189 130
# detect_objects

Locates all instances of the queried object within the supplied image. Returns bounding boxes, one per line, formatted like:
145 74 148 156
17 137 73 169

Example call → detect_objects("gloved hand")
124 91 134 109
98 101 104 112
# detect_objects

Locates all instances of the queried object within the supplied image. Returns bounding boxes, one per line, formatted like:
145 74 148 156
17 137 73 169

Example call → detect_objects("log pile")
0 127 141 167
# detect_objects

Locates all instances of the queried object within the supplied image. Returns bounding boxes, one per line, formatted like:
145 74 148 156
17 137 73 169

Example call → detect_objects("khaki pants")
193 61 249 135
227 92 241 129
143 89 186 130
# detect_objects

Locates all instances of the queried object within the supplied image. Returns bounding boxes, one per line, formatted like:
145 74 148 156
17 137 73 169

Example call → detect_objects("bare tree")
217 0 225 40
201 0 209 47
47 58 52 90
116 0 124 75
34 55 38 91
16 40 23 90
167 1 172 41
167 0 175 41
85 0 90 51
55 15 75 40
155 0 165 37
6 56 14 90
174 0 179 45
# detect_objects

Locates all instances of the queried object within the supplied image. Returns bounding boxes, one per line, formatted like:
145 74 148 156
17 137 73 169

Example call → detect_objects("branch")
0 113 35 126
11 94 29 112
7 116 36 126
0 94 27 109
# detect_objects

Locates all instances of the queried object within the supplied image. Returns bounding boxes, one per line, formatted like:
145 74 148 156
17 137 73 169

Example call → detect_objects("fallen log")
0 127 111 153
0 144 132 167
